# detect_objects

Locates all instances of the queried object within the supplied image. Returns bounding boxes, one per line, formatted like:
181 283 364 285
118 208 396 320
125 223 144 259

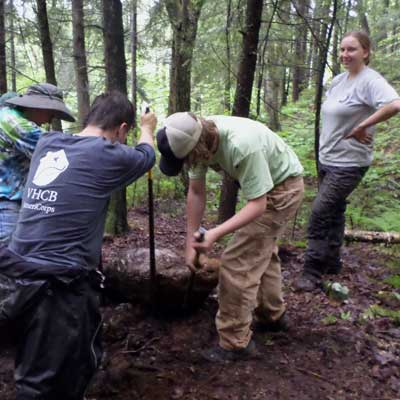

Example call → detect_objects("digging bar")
144 103 157 308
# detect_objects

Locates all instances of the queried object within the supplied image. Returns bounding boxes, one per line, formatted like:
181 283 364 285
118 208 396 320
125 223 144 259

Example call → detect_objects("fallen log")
103 247 219 312
344 229 400 244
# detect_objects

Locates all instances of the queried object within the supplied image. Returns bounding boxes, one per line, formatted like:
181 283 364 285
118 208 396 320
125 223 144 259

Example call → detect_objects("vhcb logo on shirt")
33 150 69 186
26 150 69 204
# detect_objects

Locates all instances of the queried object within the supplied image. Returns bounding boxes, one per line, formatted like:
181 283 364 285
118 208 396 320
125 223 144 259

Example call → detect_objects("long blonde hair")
186 114 219 167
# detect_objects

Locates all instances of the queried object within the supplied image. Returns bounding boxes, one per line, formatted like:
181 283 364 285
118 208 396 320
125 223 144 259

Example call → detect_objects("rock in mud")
103 247 219 312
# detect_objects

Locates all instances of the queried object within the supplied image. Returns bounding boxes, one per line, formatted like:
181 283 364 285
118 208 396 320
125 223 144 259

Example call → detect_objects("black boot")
254 312 289 332
325 260 343 275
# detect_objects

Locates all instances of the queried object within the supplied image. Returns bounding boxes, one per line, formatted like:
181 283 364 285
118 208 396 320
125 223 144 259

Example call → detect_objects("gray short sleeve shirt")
320 67 399 167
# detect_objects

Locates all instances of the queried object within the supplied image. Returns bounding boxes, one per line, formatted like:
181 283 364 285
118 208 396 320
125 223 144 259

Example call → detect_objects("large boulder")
103 247 219 312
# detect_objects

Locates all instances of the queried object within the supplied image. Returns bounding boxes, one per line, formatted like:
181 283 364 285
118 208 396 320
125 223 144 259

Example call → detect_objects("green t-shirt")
189 116 303 200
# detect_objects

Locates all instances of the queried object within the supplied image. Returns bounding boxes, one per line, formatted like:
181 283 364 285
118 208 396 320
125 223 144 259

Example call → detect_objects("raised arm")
139 111 157 148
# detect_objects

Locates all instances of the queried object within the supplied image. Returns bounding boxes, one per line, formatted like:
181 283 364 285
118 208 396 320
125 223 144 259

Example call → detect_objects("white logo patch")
33 150 69 186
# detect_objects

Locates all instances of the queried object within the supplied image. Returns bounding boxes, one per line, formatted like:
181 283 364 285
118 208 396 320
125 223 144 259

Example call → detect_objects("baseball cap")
157 112 202 176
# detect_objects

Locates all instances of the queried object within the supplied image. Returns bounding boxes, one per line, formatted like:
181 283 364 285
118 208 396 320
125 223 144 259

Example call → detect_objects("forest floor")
0 202 399 400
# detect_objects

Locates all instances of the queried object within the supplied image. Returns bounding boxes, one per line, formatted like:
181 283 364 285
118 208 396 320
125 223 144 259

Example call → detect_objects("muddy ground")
0 205 399 399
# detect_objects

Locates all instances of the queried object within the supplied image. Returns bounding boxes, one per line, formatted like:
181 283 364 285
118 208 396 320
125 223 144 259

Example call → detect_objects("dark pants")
304 163 368 279
1 274 103 400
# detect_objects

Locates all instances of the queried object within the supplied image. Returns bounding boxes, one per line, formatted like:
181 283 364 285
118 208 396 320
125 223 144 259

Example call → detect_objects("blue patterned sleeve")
0 108 43 158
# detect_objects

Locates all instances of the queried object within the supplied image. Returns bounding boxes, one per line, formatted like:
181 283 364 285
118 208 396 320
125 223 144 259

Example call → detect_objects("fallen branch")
344 229 400 244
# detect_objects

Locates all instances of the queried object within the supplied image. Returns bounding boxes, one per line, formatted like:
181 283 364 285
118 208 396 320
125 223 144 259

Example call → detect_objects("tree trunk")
103 0 127 94
256 0 279 117
392 0 399 53
102 0 129 235
130 0 138 130
165 0 205 193
278 0 291 109
331 21 340 77
356 0 370 36
218 0 263 224
314 0 338 172
9 0 16 92
343 0 352 34
231 0 263 117
0 0 7 93
36 0 57 86
36 0 62 131
305 20 313 89
72 0 90 129
377 0 390 43
224 0 232 113
281 67 289 108
292 0 309 102
165 0 205 115
312 0 329 87
264 45 282 132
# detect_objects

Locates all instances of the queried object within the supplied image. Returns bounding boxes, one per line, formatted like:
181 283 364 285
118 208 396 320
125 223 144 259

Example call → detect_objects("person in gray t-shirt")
295 31 400 291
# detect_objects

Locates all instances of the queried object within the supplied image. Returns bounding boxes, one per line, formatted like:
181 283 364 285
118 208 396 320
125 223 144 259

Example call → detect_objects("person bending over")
157 112 304 362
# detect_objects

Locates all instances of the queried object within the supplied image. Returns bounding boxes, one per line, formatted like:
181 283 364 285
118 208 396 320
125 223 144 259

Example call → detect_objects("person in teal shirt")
0 83 75 243
157 112 304 362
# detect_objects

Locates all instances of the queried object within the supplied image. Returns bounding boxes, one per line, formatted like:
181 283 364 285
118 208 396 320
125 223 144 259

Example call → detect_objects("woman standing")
295 31 400 291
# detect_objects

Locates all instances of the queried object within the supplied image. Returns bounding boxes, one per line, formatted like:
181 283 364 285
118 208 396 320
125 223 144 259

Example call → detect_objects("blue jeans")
0 200 21 244
304 163 368 279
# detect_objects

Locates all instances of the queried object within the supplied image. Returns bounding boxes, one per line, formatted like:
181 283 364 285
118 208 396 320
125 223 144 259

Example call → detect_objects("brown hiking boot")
201 340 261 363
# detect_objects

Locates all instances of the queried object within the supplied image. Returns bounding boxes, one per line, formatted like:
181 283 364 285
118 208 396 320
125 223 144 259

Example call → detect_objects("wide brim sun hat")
6 83 75 122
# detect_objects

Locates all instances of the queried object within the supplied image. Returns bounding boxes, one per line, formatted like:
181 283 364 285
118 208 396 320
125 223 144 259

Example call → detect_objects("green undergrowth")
360 304 400 326
384 275 400 288
361 246 400 326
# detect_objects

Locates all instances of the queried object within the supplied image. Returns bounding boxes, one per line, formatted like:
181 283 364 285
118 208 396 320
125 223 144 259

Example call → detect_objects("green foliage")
384 275 400 289
289 240 307 248
360 304 400 326
340 311 352 321
321 314 338 325
279 99 317 179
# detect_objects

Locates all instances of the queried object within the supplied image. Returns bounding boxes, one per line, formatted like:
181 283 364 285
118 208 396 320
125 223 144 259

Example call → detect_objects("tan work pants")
216 176 304 350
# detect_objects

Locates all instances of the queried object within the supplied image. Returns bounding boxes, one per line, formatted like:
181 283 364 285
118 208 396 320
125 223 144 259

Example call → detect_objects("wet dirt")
0 205 399 399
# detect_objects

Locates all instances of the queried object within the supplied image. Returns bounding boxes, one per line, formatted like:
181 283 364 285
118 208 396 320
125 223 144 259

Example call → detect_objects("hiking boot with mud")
201 340 261 363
